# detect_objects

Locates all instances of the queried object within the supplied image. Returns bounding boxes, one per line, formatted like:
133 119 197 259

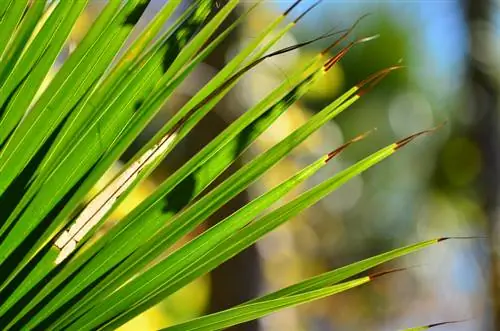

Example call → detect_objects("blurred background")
66 0 500 330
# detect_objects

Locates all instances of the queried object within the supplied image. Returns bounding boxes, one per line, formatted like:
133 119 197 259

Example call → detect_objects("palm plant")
0 0 460 330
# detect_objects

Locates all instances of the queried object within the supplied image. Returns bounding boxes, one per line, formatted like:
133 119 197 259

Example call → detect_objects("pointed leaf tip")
294 0 322 23
325 129 375 162
284 0 303 16
428 319 469 328
438 235 486 242
369 267 407 280
395 122 446 150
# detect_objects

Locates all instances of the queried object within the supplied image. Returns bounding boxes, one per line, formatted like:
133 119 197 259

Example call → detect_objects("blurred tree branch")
463 0 500 329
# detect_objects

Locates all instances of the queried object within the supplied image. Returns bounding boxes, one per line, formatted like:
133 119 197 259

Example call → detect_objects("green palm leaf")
0 1 460 330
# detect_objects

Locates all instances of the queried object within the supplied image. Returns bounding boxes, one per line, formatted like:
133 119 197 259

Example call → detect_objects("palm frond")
0 1 455 330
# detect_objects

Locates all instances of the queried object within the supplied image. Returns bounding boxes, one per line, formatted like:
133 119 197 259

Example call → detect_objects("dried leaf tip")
243 31 340 83
326 129 375 162
294 0 322 23
324 34 379 72
284 0 304 16
395 122 446 150
369 267 406 280
427 319 469 328
356 65 404 96
321 13 370 55
437 237 449 242
263 30 346 61
324 46 351 72
438 235 487 242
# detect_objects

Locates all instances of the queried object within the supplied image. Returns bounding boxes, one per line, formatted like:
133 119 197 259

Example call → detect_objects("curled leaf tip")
284 0 303 16
321 13 369 55
325 129 374 163
294 0 322 23
348 12 371 32
395 122 446 150
369 267 406 280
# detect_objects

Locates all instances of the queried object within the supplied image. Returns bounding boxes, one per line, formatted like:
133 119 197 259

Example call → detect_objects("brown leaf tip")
324 45 352 72
356 65 405 96
320 13 370 55
325 129 375 163
323 35 378 72
394 122 446 150
369 267 406 280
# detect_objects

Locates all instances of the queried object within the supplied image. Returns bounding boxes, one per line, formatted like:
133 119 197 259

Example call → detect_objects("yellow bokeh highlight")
117 306 172 331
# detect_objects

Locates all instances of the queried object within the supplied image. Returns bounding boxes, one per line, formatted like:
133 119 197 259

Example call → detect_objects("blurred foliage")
243 2 486 331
